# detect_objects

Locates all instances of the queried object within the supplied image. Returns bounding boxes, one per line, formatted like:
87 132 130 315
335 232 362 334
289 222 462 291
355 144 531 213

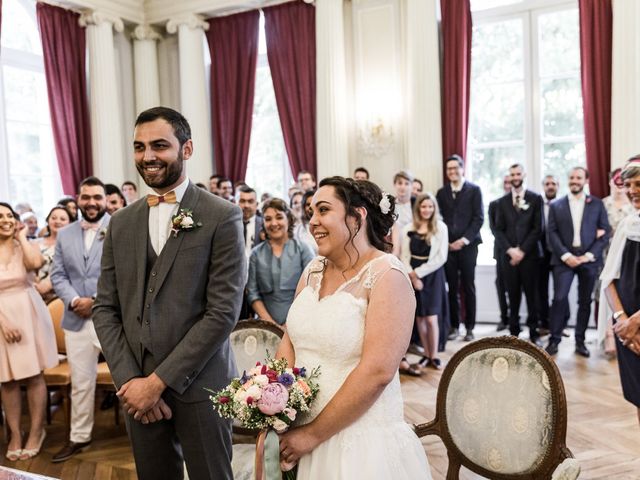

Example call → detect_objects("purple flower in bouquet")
257 383 289 415
240 370 250 385
277 373 294 387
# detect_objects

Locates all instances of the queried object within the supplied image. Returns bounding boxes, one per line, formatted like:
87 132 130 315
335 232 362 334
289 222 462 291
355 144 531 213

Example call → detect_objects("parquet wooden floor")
1 325 638 479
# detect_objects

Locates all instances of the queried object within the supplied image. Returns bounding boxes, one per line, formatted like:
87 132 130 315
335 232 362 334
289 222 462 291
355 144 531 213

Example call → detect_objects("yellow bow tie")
147 191 177 207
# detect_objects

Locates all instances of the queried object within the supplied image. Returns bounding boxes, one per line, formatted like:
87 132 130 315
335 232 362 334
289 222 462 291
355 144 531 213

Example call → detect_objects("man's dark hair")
509 163 525 171
135 106 191 147
209 174 220 181
105 184 126 202
354 167 370 179
413 178 423 189
571 166 590 179
298 170 315 181
195 182 207 190
78 176 105 193
238 185 256 196
446 154 464 168
121 180 137 191
217 177 232 188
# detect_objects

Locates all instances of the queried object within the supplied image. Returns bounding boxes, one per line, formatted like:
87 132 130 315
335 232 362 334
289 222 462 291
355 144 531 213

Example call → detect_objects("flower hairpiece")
379 193 391 215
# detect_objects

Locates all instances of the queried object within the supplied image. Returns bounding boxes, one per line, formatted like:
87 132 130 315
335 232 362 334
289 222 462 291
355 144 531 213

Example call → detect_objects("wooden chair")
42 298 71 426
228 319 285 480
414 336 580 480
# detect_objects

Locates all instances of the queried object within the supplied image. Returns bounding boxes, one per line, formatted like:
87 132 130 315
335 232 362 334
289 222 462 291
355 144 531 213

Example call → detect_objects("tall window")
468 0 584 263
244 12 293 200
0 0 62 219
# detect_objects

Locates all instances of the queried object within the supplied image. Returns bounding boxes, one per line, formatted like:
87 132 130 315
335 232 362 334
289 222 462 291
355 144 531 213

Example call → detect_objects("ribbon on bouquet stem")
255 429 297 480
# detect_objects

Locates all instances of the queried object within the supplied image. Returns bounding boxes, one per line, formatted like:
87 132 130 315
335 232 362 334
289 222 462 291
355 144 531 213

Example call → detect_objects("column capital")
79 10 124 33
132 24 162 41
166 14 209 35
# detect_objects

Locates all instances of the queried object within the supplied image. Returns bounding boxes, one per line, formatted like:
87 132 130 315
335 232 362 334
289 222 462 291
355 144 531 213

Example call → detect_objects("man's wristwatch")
613 310 625 321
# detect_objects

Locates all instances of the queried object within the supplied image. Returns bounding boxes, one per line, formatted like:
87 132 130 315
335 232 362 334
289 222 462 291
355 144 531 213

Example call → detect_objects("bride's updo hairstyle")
318 176 397 254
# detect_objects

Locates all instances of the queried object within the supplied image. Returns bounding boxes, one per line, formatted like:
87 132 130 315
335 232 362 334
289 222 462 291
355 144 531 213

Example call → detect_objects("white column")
166 15 212 185
316 0 350 180
132 24 161 114
611 0 640 168
80 11 126 185
405 0 443 194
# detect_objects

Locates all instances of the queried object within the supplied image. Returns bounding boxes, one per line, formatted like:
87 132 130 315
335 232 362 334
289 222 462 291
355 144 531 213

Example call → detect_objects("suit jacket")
488 199 500 259
252 214 264 248
493 190 544 258
547 194 611 266
51 215 110 331
436 181 484 245
93 184 246 402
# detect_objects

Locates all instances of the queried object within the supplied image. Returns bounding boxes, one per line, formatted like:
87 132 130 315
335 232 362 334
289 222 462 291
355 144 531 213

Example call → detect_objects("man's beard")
137 152 184 189
511 179 523 189
569 184 584 194
80 206 106 223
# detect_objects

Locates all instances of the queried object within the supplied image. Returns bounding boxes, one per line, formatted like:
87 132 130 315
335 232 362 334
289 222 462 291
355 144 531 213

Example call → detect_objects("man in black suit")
436 154 484 341
488 175 511 331
546 167 611 357
493 164 543 343
538 175 559 335
237 185 263 257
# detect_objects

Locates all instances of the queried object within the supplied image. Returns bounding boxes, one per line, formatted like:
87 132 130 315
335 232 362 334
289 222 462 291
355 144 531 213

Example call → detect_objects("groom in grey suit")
94 107 245 479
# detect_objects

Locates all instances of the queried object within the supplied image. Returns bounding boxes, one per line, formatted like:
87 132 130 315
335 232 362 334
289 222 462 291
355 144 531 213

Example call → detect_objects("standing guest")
493 164 543 344
217 177 234 202
412 178 424 197
237 185 263 258
599 168 635 356
291 189 316 254
290 190 304 223
50 177 110 462
391 170 414 257
598 158 640 423
538 174 560 336
353 167 370 181
209 175 221 195
21 212 39 239
401 193 448 371
58 197 79 222
247 198 314 326
94 107 246 479
299 190 318 254
33 206 71 303
489 175 512 331
0 202 58 461
545 167 611 357
436 154 484 341
105 184 127 214
121 181 139 205
297 170 316 192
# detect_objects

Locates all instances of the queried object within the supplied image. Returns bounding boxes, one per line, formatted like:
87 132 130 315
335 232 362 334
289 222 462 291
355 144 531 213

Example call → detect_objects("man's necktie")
243 221 249 241
147 191 177 207
80 220 100 231
452 190 457 200
515 195 521 211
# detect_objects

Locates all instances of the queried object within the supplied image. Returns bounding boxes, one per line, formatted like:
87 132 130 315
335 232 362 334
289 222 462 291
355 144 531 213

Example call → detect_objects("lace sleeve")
343 254 413 301
303 256 326 293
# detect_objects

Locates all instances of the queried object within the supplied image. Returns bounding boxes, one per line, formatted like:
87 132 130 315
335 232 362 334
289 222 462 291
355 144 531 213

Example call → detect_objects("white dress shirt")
568 193 586 248
148 177 190 254
244 214 256 258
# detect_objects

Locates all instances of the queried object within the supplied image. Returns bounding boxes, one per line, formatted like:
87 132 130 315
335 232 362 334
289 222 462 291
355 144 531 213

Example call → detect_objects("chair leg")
446 455 461 480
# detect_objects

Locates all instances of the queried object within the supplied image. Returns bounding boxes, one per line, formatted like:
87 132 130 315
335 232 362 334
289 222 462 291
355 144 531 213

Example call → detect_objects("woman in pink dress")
0 202 58 461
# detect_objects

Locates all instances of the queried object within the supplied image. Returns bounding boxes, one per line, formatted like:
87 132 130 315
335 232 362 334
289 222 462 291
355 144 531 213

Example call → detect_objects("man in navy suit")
546 167 611 357
493 164 543 343
538 175 560 335
436 154 484 341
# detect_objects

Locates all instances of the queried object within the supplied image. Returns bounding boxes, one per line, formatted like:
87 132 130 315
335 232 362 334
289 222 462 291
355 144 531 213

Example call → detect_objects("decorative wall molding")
166 14 210 34
132 24 162 41
79 9 125 33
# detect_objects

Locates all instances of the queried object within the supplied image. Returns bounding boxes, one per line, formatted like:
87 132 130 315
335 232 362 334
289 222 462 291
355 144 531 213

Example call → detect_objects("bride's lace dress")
286 254 432 479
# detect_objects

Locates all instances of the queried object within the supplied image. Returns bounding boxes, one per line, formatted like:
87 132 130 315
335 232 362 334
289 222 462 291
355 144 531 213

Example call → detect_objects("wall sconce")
357 118 394 158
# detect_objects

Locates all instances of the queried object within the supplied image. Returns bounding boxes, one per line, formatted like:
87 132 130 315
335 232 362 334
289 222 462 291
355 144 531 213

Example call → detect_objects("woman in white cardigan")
401 193 449 370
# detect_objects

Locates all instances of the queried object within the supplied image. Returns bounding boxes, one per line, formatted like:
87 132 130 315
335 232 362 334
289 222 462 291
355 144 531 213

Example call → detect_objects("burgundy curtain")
37 3 92 195
264 1 316 180
440 0 472 167
206 11 260 183
579 0 612 199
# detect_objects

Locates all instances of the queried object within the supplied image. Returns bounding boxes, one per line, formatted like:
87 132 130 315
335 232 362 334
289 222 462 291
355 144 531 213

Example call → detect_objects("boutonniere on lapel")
171 209 202 238
585 196 593 204
516 197 530 211
98 228 108 241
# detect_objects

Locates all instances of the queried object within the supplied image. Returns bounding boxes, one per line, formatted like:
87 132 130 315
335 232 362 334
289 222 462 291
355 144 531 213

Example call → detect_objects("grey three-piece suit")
93 183 246 479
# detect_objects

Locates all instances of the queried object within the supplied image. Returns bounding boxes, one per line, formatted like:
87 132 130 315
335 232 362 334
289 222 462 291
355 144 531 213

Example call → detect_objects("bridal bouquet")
210 357 320 433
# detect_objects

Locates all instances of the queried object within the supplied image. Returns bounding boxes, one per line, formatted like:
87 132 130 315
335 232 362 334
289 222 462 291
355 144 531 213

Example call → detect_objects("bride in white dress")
277 177 432 479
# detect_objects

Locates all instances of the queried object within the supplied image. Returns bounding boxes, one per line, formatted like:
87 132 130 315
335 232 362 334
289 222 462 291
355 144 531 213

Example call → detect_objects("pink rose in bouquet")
257 382 289 415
